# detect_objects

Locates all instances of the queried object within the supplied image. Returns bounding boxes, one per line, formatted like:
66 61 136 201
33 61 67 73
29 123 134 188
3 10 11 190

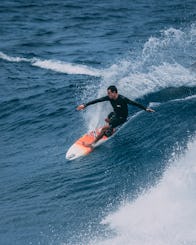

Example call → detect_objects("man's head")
107 85 118 99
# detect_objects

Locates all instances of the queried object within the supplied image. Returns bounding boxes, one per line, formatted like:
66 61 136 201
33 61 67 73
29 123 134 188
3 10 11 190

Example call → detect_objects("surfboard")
66 111 146 161
66 127 110 160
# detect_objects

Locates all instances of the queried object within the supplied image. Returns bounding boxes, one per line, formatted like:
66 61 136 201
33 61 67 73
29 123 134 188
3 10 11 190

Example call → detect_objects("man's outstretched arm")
77 96 109 111
124 96 155 112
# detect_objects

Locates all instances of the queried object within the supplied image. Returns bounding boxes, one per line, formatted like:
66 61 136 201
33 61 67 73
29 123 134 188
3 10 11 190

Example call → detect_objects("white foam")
170 94 196 103
120 62 196 98
101 25 196 99
32 58 101 76
142 28 185 60
0 52 101 76
0 51 29 62
89 138 196 245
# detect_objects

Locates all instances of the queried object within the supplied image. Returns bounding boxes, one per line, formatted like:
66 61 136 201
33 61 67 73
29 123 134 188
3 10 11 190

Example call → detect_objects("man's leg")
83 125 110 148
94 125 110 143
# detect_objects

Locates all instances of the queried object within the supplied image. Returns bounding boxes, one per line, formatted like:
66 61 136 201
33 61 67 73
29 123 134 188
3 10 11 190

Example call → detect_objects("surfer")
77 85 155 148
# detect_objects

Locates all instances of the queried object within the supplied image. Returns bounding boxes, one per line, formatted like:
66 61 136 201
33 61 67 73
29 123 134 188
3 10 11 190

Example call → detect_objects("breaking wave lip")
0 51 101 77
89 137 196 245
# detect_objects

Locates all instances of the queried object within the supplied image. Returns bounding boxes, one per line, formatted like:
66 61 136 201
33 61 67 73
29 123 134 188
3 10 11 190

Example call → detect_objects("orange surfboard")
66 128 109 160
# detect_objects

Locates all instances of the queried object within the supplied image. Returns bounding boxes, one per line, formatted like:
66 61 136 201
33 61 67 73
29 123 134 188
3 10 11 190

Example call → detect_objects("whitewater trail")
0 51 101 77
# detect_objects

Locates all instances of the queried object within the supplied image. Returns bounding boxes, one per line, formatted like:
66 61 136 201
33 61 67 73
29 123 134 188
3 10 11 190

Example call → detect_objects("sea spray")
90 138 196 245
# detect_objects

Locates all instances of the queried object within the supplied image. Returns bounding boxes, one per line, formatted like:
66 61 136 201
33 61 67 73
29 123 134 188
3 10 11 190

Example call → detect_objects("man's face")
107 89 117 99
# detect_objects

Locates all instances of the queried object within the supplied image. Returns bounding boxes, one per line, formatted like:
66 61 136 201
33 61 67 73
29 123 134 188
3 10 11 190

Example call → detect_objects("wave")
0 51 101 77
90 137 196 245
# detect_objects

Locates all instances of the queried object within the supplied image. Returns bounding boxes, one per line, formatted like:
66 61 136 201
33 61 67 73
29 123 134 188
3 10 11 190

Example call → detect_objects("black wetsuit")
85 94 147 129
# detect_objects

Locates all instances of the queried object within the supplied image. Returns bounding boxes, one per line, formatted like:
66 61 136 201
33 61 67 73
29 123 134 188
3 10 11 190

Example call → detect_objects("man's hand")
77 104 85 111
146 108 155 113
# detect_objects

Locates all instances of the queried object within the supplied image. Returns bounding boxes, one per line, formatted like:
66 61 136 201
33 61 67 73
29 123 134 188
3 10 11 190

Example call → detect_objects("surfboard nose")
66 153 76 160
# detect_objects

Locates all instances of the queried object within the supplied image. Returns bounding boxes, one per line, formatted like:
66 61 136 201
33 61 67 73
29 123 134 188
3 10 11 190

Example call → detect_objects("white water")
90 138 196 245
0 51 101 77
32 59 101 76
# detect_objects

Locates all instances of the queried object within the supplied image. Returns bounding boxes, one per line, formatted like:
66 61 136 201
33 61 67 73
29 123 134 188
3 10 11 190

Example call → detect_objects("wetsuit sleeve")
124 96 147 110
84 96 109 107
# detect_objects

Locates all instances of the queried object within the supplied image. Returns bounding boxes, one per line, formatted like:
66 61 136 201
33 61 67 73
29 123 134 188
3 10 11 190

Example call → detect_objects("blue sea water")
0 0 196 244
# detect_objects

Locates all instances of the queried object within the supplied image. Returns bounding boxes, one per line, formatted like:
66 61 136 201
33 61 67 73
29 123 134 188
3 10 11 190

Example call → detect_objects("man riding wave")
77 85 155 148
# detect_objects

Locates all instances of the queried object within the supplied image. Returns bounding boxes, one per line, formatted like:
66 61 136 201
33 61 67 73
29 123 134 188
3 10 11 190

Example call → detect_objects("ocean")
0 0 196 244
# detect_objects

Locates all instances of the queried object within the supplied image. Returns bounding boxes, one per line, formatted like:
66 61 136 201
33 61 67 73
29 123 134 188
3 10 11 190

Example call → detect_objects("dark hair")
107 85 118 93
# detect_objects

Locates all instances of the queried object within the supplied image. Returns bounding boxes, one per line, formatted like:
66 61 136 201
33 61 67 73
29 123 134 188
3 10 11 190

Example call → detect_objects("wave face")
0 1 195 245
